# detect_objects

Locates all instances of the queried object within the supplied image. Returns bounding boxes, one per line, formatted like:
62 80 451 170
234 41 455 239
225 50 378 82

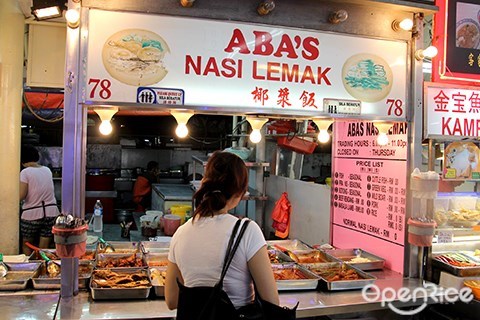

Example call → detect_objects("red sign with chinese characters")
331 120 408 273
432 0 480 84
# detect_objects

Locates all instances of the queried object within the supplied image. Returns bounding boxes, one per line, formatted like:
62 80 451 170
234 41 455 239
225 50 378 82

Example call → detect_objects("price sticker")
323 98 361 115
438 231 453 243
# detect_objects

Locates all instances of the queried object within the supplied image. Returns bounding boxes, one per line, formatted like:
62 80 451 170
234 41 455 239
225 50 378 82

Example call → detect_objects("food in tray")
338 256 373 264
307 264 361 281
435 253 480 267
150 268 167 286
30 250 95 261
92 270 150 288
464 280 480 300
38 264 93 278
273 267 308 281
268 251 281 263
447 209 480 226
38 264 92 279
147 260 168 267
292 251 328 264
0 272 32 281
475 249 480 256
96 254 144 268
268 250 291 264
434 210 448 227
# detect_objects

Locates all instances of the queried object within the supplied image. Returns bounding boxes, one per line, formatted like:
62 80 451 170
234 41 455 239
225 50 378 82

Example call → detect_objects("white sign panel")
85 10 408 119
425 82 480 138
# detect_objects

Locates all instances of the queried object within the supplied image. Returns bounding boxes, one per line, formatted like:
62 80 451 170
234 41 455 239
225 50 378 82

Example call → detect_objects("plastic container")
277 136 317 154
407 218 436 247
140 214 159 237
52 224 88 258
163 214 181 236
93 200 103 233
169 205 192 224
146 210 163 219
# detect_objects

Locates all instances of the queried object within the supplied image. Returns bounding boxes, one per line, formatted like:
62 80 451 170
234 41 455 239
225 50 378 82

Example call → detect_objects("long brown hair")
192 151 248 219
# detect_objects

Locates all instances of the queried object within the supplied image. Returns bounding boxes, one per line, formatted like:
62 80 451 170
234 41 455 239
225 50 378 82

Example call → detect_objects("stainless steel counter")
0 270 460 319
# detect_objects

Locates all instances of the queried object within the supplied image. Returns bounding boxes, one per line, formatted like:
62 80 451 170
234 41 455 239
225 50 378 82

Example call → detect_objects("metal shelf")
191 155 270 168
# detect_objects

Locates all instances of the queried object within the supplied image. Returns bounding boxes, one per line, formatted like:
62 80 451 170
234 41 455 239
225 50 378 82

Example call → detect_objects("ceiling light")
246 116 269 144
257 0 275 16
312 118 333 143
171 110 194 138
94 107 118 136
31 0 65 20
329 10 348 24
374 122 392 146
415 46 438 61
65 9 80 28
392 18 414 31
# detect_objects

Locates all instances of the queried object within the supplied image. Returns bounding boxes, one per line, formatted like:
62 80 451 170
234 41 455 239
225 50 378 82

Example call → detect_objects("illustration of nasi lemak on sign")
444 141 480 180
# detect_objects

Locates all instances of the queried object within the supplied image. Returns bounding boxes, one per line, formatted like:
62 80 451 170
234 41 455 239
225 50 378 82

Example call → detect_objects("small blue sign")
137 88 157 104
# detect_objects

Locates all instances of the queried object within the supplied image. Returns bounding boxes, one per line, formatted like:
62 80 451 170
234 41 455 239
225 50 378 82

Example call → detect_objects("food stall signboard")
443 141 480 180
424 82 480 139
331 120 407 273
85 9 407 119
432 0 480 84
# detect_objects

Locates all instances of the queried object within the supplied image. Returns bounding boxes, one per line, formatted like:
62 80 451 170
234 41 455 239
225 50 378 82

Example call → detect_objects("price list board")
331 121 408 273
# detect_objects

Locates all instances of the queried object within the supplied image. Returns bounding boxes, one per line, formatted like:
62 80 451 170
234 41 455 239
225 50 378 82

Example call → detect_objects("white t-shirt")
20 166 59 220
168 214 266 308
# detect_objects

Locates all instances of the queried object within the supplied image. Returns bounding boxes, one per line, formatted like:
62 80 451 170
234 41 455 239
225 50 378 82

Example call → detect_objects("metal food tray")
324 249 385 270
432 254 480 277
90 267 151 300
95 252 146 269
304 262 376 291
272 263 320 291
96 241 140 254
144 252 169 267
148 267 166 297
267 239 312 252
32 260 94 290
141 241 170 254
29 249 96 261
293 249 338 265
0 262 41 291
268 249 293 264
28 249 58 261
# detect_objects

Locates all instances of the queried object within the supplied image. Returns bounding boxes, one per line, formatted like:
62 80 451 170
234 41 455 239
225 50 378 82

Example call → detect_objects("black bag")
237 287 298 320
176 219 246 320
176 219 298 320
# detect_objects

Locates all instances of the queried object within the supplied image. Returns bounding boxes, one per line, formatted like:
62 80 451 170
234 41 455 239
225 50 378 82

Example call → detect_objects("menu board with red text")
331 120 408 273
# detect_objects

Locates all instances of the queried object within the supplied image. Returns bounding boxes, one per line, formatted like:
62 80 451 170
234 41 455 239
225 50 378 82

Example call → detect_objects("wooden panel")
26 22 66 88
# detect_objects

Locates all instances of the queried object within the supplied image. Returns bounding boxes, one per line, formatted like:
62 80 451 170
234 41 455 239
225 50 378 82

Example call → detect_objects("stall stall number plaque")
323 99 361 115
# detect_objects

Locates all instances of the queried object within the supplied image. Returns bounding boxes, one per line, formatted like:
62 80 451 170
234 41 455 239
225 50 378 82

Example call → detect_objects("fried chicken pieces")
92 269 150 288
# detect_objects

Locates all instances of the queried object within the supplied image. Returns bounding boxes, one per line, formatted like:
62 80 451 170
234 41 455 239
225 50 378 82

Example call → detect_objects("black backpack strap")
220 218 242 272
218 219 251 286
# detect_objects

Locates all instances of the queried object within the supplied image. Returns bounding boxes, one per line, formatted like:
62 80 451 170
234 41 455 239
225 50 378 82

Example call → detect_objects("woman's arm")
19 182 28 201
248 245 279 305
165 261 184 310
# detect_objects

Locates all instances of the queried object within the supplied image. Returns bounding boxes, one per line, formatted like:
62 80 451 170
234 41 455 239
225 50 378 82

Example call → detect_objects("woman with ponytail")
165 151 279 313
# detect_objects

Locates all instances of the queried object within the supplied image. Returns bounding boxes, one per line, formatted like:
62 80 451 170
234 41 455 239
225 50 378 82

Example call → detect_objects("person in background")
19 145 60 255
165 151 279 314
133 160 159 212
